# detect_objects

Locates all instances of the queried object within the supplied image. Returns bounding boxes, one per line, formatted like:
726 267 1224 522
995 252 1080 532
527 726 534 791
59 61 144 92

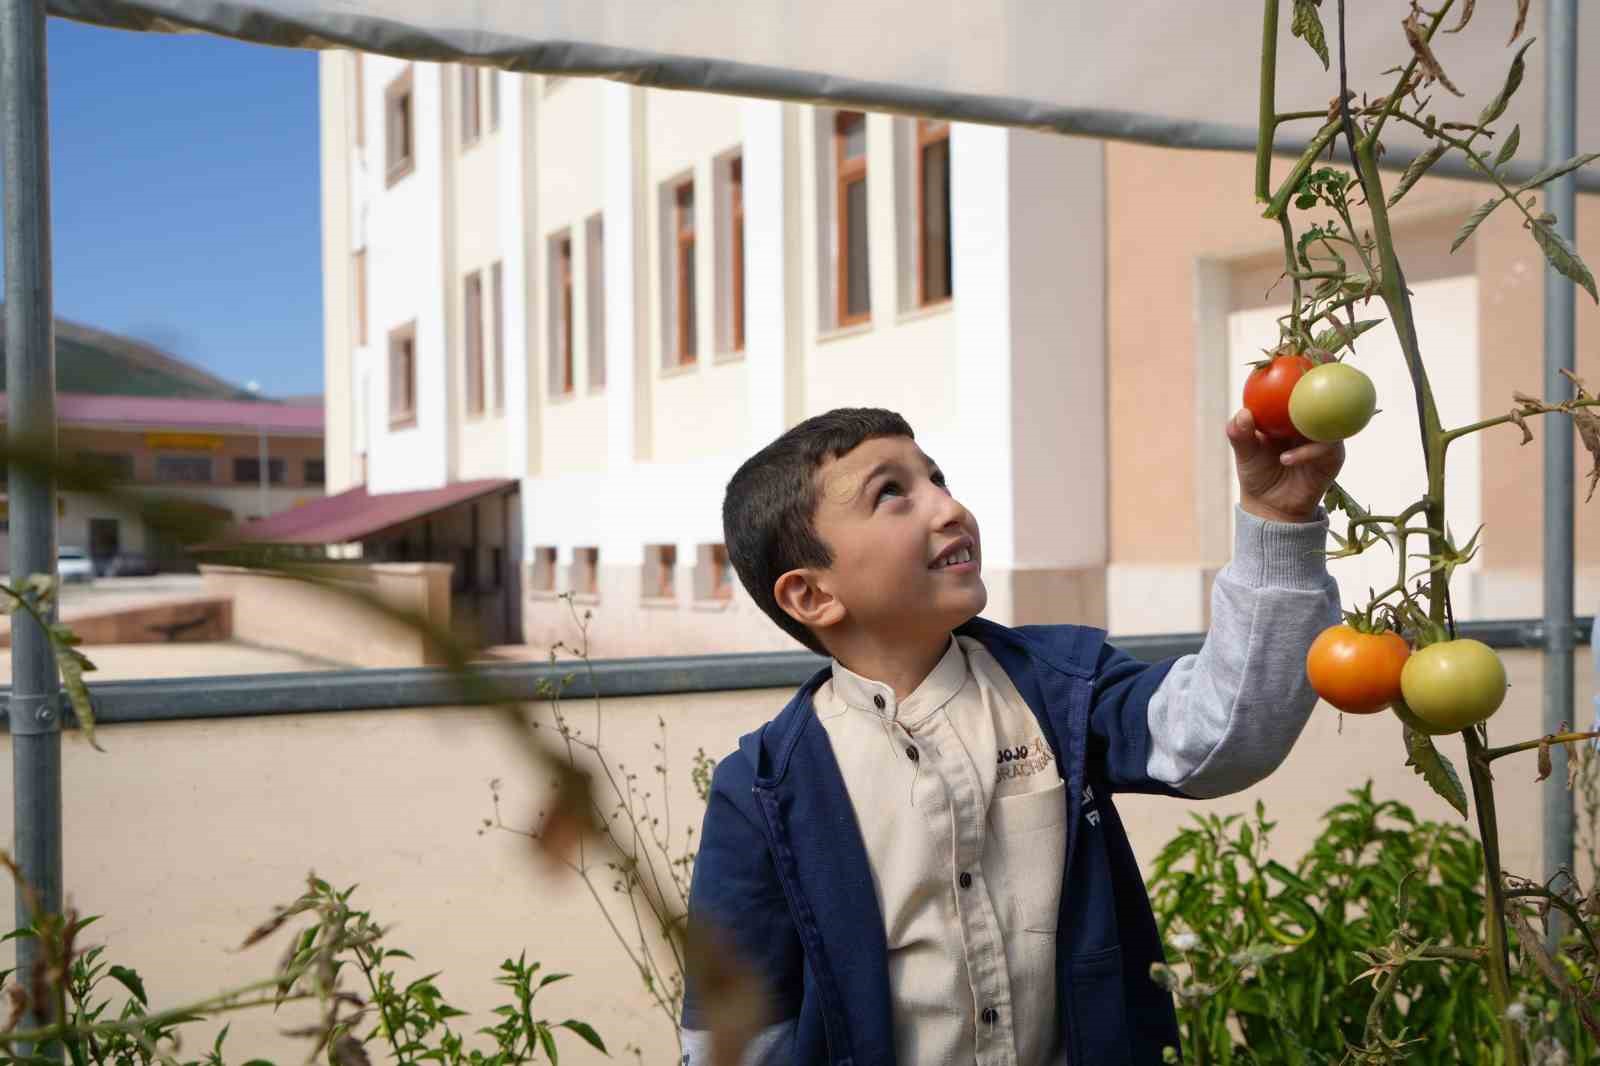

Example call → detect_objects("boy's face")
800 435 986 644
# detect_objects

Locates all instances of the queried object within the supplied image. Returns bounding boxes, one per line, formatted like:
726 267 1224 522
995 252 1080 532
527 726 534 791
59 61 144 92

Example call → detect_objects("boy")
683 407 1343 1065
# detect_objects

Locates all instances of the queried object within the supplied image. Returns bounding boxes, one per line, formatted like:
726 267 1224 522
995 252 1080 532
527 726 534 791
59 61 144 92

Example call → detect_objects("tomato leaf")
1403 11 1463 96
1403 724 1469 819
1312 318 1384 355
1495 124 1521 168
1518 152 1600 194
1530 220 1599 304
1291 0 1329 70
1451 197 1503 254
1478 40 1534 127
1444 0 1475 34
1388 144 1447 207
1510 0 1530 44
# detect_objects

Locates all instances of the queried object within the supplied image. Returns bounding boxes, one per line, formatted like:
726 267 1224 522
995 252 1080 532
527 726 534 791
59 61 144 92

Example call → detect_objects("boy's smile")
786 435 986 678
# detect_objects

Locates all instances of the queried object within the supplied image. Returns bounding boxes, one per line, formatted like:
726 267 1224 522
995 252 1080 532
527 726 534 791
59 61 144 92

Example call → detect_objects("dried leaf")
1509 407 1533 446
1292 0 1330 70
332 1036 372 1066
1530 220 1599 304
1479 40 1534 126
1403 723 1469 819
1566 738 1584 790
1403 11 1464 96
1510 0 1530 44
1573 407 1600 503
1538 737 1553 782
1443 0 1475 33
1452 198 1502 253
685 924 769 1066
1495 124 1521 168
1389 145 1448 206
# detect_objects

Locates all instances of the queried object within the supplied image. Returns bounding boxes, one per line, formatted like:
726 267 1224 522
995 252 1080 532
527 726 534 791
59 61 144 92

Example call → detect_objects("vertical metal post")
2 0 64 1053
1541 0 1578 939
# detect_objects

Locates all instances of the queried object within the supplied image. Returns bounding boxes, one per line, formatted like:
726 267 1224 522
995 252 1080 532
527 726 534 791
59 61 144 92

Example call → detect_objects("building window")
532 546 557 592
548 233 575 396
716 153 746 356
155 455 212 484
696 543 735 602
488 71 500 131
491 261 506 411
389 321 418 428
644 544 677 601
353 249 368 346
835 111 870 327
662 177 698 367
572 546 599 597
384 66 415 186
305 459 326 485
79 452 134 482
233 457 286 485
490 546 505 591
916 120 952 306
585 214 606 390
464 269 486 415
461 66 481 147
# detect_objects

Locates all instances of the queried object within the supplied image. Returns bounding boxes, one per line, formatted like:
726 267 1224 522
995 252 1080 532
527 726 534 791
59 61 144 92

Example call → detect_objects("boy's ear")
773 568 846 633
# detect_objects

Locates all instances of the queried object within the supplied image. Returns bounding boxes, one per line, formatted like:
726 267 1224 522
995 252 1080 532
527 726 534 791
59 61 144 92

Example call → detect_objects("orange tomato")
1306 624 1411 715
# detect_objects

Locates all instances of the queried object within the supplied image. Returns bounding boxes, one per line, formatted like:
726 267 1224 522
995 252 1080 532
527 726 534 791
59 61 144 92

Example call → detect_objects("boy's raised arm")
1092 505 1341 797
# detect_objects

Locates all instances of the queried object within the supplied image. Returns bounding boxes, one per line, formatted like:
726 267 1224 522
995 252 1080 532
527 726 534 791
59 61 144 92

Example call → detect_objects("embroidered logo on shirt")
996 730 1055 782
1083 785 1101 827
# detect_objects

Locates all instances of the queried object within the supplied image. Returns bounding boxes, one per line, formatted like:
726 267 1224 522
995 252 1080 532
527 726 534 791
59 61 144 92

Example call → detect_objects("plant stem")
1442 397 1600 446
1263 121 1343 219
1354 128 1524 1066
1483 731 1600 762
1256 0 1281 203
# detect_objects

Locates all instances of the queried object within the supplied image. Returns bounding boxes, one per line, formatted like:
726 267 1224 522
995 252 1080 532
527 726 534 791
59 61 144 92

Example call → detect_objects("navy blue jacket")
682 616 1192 1065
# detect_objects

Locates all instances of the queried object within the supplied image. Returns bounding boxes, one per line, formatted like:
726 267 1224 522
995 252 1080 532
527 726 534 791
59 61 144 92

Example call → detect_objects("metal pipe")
1541 0 1579 938
0 617 1587 728
2 0 63 1052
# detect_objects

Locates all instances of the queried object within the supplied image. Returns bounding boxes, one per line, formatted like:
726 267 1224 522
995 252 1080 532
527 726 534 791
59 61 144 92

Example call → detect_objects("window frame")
352 52 364 148
915 119 953 308
585 214 606 391
388 321 419 429
305 459 327 486
154 454 213 485
464 269 486 416
573 546 600 598
384 66 416 187
730 156 746 353
491 261 505 411
674 180 698 365
834 111 870 328
353 249 368 346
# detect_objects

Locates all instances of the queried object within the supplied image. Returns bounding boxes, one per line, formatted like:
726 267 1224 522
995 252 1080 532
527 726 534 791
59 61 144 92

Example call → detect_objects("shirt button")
873 694 886 710
905 745 919 763
982 1007 998 1025
959 872 973 889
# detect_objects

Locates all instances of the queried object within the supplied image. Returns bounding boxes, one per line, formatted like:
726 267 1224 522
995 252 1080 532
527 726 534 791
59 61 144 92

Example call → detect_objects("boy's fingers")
1227 410 1262 457
1279 440 1341 467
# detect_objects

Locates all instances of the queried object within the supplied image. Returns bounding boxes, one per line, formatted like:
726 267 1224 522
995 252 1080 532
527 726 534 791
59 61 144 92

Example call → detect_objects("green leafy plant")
0 872 604 1066
1149 785 1597 1065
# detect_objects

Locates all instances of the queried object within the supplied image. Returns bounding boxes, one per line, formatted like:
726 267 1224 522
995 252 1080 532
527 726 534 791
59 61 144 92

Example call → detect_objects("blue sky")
0 18 323 398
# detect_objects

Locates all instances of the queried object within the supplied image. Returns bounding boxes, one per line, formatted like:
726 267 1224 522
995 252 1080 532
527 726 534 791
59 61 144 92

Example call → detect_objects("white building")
318 57 1600 656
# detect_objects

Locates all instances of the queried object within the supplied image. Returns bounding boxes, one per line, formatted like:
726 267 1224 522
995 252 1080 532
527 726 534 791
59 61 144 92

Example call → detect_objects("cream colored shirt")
815 635 1067 1066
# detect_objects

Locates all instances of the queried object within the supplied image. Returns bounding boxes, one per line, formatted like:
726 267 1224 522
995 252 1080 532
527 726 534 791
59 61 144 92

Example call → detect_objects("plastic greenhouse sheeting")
48 0 1599 163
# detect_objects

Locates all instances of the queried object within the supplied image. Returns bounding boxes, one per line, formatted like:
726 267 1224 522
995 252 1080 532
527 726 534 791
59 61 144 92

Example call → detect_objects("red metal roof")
225 478 516 545
0 392 323 434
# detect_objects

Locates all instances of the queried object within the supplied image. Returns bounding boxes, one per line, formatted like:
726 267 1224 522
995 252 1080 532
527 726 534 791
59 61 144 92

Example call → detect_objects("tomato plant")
1306 623 1409 714
1399 638 1508 734
1241 350 1314 441
1289 361 1377 442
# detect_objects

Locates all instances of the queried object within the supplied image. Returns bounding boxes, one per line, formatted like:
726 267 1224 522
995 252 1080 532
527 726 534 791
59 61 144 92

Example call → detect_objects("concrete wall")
0 647 1589 1066
200 562 451 667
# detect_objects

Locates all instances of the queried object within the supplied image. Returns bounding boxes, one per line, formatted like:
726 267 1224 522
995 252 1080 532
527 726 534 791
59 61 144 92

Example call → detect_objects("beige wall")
0 648 1588 1066
1106 142 1600 587
201 562 452 667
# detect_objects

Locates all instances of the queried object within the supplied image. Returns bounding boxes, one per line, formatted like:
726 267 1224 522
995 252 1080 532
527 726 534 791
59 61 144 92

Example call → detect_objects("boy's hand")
1228 409 1344 524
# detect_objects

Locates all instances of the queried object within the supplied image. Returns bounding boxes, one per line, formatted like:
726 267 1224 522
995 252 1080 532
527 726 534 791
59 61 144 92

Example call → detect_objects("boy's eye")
931 471 948 489
876 480 903 504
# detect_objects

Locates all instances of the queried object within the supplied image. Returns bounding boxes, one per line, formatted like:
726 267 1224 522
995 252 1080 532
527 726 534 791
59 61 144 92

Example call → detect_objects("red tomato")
1306 624 1411 715
1243 352 1316 441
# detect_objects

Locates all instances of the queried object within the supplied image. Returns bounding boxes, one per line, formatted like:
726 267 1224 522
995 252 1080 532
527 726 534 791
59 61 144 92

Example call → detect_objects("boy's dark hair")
723 407 914 656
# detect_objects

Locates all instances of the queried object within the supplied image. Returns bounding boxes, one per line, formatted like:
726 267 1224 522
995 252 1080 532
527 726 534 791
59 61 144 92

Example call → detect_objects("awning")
223 478 516 546
47 0 1600 174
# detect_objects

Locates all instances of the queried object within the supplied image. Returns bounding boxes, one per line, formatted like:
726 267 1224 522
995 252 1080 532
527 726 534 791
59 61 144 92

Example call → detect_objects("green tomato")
1288 362 1377 442
1399 638 1508 733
